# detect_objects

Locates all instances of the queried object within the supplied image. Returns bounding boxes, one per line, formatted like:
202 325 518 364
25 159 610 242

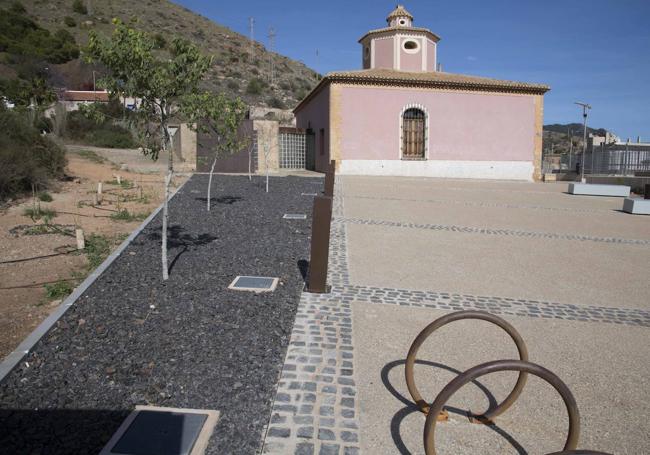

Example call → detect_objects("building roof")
387 5 414 21
294 69 550 113
62 90 110 102
358 25 441 43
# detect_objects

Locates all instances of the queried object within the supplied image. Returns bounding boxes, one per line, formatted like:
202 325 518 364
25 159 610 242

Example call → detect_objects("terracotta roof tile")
387 5 414 21
62 91 110 102
359 25 440 43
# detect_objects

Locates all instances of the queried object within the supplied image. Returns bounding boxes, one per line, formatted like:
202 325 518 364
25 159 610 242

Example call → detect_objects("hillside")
0 0 320 109
543 123 612 155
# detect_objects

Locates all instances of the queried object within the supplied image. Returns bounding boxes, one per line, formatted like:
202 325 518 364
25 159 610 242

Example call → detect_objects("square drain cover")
101 406 219 455
228 276 279 292
301 193 318 196
283 213 307 220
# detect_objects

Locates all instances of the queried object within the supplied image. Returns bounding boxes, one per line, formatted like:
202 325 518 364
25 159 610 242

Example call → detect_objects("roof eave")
358 28 441 44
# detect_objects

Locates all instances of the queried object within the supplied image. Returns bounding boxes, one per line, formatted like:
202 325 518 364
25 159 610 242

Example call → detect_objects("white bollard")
75 228 85 250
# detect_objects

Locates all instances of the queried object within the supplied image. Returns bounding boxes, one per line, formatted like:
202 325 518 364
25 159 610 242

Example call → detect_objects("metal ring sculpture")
423 360 581 455
547 452 613 455
405 310 529 419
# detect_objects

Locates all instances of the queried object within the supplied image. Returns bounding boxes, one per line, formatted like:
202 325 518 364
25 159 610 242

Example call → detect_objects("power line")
248 17 255 62
268 26 276 85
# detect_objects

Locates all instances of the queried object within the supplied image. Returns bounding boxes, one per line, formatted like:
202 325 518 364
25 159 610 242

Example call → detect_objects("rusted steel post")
307 195 332 293
644 183 650 199
324 160 336 197
405 310 529 420
423 360 581 455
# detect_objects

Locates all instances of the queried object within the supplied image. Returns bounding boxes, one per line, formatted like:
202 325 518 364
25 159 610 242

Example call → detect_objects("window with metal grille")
279 132 307 169
402 108 426 160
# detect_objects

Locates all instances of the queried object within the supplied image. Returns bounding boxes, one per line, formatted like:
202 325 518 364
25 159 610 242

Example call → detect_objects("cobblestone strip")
337 284 650 328
343 217 650 246
346 194 616 214
262 178 361 455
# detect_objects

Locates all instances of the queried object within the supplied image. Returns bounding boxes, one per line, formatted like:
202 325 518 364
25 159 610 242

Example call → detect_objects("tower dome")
387 4 414 27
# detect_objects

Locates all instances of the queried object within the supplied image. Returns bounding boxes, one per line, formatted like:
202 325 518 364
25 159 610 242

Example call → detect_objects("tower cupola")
387 4 414 27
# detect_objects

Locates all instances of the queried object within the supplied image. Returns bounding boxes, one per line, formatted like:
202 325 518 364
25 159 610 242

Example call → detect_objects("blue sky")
175 0 650 139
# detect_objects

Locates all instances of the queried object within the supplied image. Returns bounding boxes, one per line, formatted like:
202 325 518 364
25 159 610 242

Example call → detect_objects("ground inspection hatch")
228 276 279 292
283 213 307 219
100 406 219 455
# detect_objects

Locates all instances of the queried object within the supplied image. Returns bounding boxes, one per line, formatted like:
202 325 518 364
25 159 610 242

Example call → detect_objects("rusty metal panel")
307 196 332 293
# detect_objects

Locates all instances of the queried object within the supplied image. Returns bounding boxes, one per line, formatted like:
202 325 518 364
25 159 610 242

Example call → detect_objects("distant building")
294 5 550 181
60 90 110 110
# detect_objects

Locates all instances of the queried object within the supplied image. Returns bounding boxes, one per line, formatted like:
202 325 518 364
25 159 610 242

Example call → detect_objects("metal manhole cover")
283 214 307 220
100 406 219 455
228 276 279 292
301 193 318 196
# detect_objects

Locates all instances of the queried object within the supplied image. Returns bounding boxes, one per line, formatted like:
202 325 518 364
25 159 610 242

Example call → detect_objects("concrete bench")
622 198 650 215
568 183 630 197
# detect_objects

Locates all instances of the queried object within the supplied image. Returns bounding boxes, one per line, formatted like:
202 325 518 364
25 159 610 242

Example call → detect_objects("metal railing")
404 310 613 455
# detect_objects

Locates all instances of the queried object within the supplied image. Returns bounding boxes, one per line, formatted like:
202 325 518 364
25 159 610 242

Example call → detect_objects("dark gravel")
0 174 320 455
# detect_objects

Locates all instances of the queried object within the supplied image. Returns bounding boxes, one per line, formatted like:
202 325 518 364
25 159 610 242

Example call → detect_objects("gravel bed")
0 174 320 454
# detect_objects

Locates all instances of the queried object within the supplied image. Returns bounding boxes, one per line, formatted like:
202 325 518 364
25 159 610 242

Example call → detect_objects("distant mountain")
0 0 320 109
544 123 609 138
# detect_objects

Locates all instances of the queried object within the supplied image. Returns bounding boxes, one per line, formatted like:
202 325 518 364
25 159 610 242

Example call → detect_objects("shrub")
153 33 166 49
37 191 52 202
0 108 67 200
64 16 76 27
246 77 264 95
44 279 73 300
227 80 239 90
65 104 137 148
268 96 285 109
72 0 87 15
84 233 110 269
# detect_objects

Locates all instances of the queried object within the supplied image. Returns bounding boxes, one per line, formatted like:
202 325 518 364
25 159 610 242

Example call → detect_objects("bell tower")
360 5 440 72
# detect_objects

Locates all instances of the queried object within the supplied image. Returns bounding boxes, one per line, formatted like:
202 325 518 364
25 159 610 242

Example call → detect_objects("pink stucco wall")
427 40 436 71
400 38 423 71
295 85 330 172
373 38 394 69
338 85 536 162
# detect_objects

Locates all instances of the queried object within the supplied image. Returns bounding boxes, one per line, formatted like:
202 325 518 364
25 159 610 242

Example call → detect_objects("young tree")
182 92 248 211
263 141 271 193
87 20 211 280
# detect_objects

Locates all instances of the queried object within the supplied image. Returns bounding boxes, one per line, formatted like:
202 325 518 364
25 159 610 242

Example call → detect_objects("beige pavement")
353 303 650 455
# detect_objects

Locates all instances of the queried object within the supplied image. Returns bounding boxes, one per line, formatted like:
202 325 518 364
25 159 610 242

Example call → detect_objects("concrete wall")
295 85 331 172
254 120 280 173
334 85 539 180
373 37 394 70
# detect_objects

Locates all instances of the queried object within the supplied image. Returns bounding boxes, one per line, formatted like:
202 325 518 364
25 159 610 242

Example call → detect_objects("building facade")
294 5 550 181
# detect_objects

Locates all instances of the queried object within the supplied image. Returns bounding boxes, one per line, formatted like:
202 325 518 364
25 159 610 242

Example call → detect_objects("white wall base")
338 160 534 181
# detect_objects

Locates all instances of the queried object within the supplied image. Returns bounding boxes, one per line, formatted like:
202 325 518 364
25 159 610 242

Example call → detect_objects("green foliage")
84 233 110 268
227 80 239 90
64 101 137 148
182 91 248 162
64 16 76 27
268 96 285 109
0 76 56 107
87 20 212 160
246 77 264 95
37 191 52 202
110 208 148 222
44 279 73 300
72 0 87 15
23 206 57 222
0 108 67 200
153 33 166 49
0 6 79 64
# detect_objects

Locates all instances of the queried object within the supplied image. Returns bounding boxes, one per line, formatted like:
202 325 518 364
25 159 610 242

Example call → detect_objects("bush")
37 191 52 202
268 96 285 109
72 0 87 15
64 16 76 27
64 103 137 148
44 280 73 300
227 80 239 90
246 78 264 95
0 107 67 200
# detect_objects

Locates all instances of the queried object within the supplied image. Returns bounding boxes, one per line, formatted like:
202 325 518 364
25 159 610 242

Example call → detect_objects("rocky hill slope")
2 0 320 109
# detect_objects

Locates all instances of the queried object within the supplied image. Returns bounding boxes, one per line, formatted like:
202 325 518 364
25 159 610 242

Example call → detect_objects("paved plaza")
263 176 650 454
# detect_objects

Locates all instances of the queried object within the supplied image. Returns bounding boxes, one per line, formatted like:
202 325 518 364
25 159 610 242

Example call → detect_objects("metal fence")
279 130 306 169
582 144 650 175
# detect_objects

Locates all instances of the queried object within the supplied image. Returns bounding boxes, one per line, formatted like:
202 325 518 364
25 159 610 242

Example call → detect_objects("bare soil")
0 147 187 359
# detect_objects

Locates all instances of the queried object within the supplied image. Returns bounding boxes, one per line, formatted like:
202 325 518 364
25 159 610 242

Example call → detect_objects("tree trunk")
161 113 174 281
207 155 218 211
248 143 252 181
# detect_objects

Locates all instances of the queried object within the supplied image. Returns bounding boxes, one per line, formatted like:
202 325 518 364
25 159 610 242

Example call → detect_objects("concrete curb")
0 178 190 384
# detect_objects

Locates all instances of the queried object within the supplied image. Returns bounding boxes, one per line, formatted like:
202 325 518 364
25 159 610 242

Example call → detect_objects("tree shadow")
297 259 309 283
148 225 218 274
381 359 527 455
194 195 242 205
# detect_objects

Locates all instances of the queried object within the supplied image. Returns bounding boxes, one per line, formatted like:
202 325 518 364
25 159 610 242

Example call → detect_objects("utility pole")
316 49 320 80
248 17 255 62
568 127 573 169
574 101 591 182
268 27 276 85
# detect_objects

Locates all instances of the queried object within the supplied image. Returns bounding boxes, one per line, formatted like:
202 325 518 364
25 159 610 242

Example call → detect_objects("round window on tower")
399 19 407 26
403 40 420 53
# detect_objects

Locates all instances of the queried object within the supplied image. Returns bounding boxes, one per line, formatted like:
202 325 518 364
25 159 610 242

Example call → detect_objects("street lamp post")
574 102 591 183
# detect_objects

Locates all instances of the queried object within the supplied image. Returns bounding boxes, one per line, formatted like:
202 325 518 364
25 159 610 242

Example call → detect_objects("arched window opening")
402 108 426 159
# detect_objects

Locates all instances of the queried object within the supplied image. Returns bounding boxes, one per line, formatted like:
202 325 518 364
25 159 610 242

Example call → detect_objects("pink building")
294 5 550 181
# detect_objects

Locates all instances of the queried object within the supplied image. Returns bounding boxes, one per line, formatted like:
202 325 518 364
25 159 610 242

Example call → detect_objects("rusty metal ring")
405 310 529 419
546 451 612 455
424 360 580 455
